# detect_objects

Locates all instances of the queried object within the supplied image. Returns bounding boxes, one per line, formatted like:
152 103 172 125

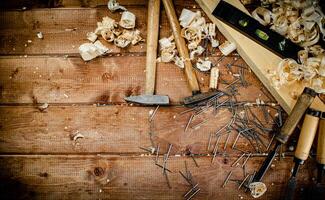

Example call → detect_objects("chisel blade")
253 142 281 182
124 95 170 105
284 177 297 200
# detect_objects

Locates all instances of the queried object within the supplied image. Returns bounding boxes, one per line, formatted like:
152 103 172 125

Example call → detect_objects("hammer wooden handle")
145 0 160 95
162 0 200 94
317 113 325 164
276 88 316 144
294 109 320 161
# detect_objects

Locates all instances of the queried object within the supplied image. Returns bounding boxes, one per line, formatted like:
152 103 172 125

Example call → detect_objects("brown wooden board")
0 156 316 200
0 0 304 199
0 56 266 104
0 105 278 154
0 6 222 56
0 0 198 9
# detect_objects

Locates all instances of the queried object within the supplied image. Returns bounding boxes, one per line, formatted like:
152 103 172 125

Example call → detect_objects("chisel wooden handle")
294 108 320 161
162 0 200 94
145 0 160 95
317 112 325 165
276 87 317 144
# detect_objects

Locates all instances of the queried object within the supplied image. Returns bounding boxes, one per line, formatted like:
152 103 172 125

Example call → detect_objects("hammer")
124 0 169 105
162 0 221 106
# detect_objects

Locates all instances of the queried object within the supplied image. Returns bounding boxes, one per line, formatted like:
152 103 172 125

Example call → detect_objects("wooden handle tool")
145 0 161 95
276 87 317 144
317 112 325 165
284 108 321 200
316 112 325 183
253 87 317 183
162 0 200 94
294 108 321 161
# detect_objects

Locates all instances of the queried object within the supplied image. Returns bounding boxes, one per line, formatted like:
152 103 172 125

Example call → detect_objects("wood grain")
0 105 277 154
0 156 315 200
0 0 198 8
0 6 221 56
0 56 266 104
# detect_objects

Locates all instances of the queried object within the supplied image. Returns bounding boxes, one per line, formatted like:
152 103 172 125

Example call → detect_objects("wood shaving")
114 29 144 48
219 41 237 56
95 17 118 35
190 46 205 59
157 36 178 63
252 0 324 46
268 45 325 94
196 58 212 72
174 56 185 68
179 9 218 51
209 67 219 89
179 8 199 27
249 182 267 198
38 103 49 112
79 41 111 61
71 132 85 142
119 11 136 29
108 0 126 12
158 9 219 69
87 32 97 42
79 6 144 60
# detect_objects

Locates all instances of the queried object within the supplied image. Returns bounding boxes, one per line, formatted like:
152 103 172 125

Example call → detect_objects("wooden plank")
0 6 221 55
0 104 278 154
0 8 147 55
0 155 314 199
195 0 325 113
0 0 198 9
0 56 266 104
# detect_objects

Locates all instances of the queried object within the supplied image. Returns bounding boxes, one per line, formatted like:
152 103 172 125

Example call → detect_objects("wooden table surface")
0 0 317 199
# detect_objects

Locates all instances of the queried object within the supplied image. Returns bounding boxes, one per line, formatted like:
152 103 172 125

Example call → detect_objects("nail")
185 114 194 132
184 183 199 197
222 171 233 188
186 188 201 200
149 105 159 122
238 174 250 189
242 153 252 168
231 153 245 167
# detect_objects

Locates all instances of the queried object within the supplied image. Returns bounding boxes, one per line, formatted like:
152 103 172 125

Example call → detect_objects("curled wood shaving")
114 29 144 48
108 0 126 12
79 41 111 61
119 11 136 29
254 1 325 94
87 32 98 42
70 132 85 142
179 9 219 51
252 7 272 26
190 46 205 59
268 45 325 93
95 16 118 36
196 58 212 72
38 103 49 112
36 32 43 39
179 8 199 27
219 41 237 56
249 182 267 198
157 36 177 61
253 0 325 46
174 56 185 68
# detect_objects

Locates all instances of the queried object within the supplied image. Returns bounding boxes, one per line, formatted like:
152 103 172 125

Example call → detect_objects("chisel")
316 112 325 184
284 108 321 200
308 112 325 200
252 87 317 182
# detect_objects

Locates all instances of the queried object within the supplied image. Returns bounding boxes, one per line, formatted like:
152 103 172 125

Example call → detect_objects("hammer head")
124 94 170 105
